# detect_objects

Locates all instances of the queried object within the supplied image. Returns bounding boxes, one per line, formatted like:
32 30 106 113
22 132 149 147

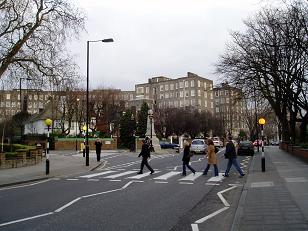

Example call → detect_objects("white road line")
195 207 229 224
155 181 168 184
79 170 117 178
205 183 220 186
127 171 161 179
207 173 224 182
153 171 181 180
104 171 136 179
87 179 99 182
55 197 81 212
217 186 237 207
0 179 51 191
191 223 199 231
179 182 194 185
179 172 203 181
109 179 122 182
0 212 54 227
66 179 79 181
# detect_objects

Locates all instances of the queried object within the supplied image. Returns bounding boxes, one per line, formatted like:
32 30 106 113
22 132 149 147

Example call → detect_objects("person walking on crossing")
182 140 196 176
223 136 245 177
95 138 102 162
202 139 219 176
137 137 154 174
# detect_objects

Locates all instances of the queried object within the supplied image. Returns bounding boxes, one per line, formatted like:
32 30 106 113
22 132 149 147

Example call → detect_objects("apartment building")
213 82 248 137
134 72 214 113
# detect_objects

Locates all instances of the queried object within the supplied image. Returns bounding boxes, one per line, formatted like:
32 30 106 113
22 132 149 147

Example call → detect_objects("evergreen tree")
137 102 149 137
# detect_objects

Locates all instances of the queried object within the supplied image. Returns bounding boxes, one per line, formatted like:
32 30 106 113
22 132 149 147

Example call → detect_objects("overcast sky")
71 0 268 91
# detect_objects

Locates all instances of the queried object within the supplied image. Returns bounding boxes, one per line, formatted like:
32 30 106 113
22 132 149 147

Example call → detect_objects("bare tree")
0 0 85 88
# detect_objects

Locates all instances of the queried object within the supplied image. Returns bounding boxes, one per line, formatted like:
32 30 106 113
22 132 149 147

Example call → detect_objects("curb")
0 177 50 188
230 153 256 231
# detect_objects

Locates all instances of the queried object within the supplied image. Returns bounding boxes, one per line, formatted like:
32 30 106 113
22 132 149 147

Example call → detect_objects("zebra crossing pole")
258 118 266 172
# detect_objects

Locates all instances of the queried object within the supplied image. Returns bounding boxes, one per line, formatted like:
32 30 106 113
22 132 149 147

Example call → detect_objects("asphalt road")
0 149 251 231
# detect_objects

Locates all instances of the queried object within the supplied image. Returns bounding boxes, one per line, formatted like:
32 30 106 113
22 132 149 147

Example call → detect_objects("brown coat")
206 144 217 164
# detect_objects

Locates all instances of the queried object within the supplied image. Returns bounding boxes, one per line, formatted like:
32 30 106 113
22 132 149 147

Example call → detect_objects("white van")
213 137 223 148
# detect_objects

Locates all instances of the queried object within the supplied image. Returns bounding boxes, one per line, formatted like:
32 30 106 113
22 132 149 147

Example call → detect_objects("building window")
190 80 194 87
191 90 195 96
225 90 229 96
226 98 230 103
215 91 219 97
216 107 219 113
6 94 10 100
145 87 149 94
204 92 207 98
165 84 169 91
160 94 164 99
198 99 201 106
198 90 201 96
198 80 201 87
29 95 32 100
211 102 214 108
6 101 10 107
180 100 184 107
179 81 184 88
185 81 188 88
39 95 43 100
34 95 38 100
205 101 207 107
176 83 178 89
204 82 207 89
165 93 169 99
160 85 164 91
210 93 213 99
137 87 144 94
170 84 174 90
185 91 189 97
12 102 16 107
191 99 195 106
180 91 184 97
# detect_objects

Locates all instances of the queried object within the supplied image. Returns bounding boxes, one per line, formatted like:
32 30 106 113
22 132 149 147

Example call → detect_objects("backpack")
214 147 219 153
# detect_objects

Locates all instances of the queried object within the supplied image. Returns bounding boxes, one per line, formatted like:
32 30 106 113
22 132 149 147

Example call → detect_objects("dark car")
237 141 254 156
160 141 179 149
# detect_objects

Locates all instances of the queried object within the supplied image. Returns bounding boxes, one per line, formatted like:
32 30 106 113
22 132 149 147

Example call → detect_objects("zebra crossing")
67 169 226 185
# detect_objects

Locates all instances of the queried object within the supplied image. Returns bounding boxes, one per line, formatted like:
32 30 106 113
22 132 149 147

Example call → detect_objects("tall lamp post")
75 98 80 151
86 38 114 166
259 118 266 172
148 109 154 152
44 118 52 175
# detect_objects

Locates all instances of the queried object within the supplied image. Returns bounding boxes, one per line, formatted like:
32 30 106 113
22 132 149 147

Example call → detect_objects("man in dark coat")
94 138 102 162
137 137 154 174
223 137 245 177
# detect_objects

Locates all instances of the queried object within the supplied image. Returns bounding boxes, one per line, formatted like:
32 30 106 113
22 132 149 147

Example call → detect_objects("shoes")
182 173 186 176
223 174 229 177
150 171 155 175
239 174 245 178
193 171 196 175
137 172 143 174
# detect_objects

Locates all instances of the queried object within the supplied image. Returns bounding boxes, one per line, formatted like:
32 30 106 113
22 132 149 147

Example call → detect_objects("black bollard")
46 159 50 175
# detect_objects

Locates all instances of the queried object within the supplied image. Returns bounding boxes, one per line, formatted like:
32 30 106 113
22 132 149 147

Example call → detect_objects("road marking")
179 172 203 181
87 179 99 182
109 179 122 182
104 171 136 179
67 179 79 181
0 179 51 191
207 173 224 182
80 170 117 178
55 197 81 212
155 181 168 184
179 182 194 185
127 171 161 179
153 171 181 180
285 177 307 183
0 212 54 227
191 185 238 230
251 181 274 188
205 183 220 186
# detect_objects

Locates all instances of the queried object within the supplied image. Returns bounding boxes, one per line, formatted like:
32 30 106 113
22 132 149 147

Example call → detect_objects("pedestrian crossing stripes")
75 170 231 185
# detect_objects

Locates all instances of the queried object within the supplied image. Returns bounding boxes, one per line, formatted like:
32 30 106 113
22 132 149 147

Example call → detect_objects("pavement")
0 147 307 230
232 146 308 231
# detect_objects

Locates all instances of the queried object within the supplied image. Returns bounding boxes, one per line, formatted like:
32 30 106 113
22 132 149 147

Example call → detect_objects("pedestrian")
94 138 102 162
137 137 154 174
223 136 245 177
203 139 219 176
182 140 196 176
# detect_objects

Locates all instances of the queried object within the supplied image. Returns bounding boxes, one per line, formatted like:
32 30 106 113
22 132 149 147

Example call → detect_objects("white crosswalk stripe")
153 171 181 181
207 173 224 182
127 171 161 179
178 172 203 181
104 171 136 179
80 170 117 178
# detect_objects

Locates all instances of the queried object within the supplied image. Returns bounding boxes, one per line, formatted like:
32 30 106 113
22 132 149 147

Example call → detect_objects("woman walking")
182 140 196 176
202 139 219 176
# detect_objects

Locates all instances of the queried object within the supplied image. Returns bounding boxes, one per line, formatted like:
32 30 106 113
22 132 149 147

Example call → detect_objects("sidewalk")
232 146 308 231
0 150 108 187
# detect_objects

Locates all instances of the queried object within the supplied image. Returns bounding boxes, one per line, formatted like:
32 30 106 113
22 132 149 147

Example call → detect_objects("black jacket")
139 143 150 158
182 145 191 163
95 141 102 153
225 141 236 159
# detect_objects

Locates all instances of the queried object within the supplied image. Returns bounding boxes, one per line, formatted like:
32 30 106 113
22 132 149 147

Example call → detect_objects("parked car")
159 141 179 149
237 141 254 156
270 140 280 146
190 139 207 154
213 137 223 148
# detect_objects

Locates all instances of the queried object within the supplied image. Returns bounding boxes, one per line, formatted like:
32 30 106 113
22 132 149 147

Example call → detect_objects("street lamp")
86 38 114 166
82 125 87 157
44 118 52 175
75 98 80 151
258 117 266 172
148 109 154 152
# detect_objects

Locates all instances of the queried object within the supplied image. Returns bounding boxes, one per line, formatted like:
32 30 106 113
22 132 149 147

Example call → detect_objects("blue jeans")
182 162 196 175
203 164 219 176
225 158 244 176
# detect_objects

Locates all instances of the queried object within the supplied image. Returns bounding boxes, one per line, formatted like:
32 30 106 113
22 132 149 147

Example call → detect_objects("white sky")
70 0 269 91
